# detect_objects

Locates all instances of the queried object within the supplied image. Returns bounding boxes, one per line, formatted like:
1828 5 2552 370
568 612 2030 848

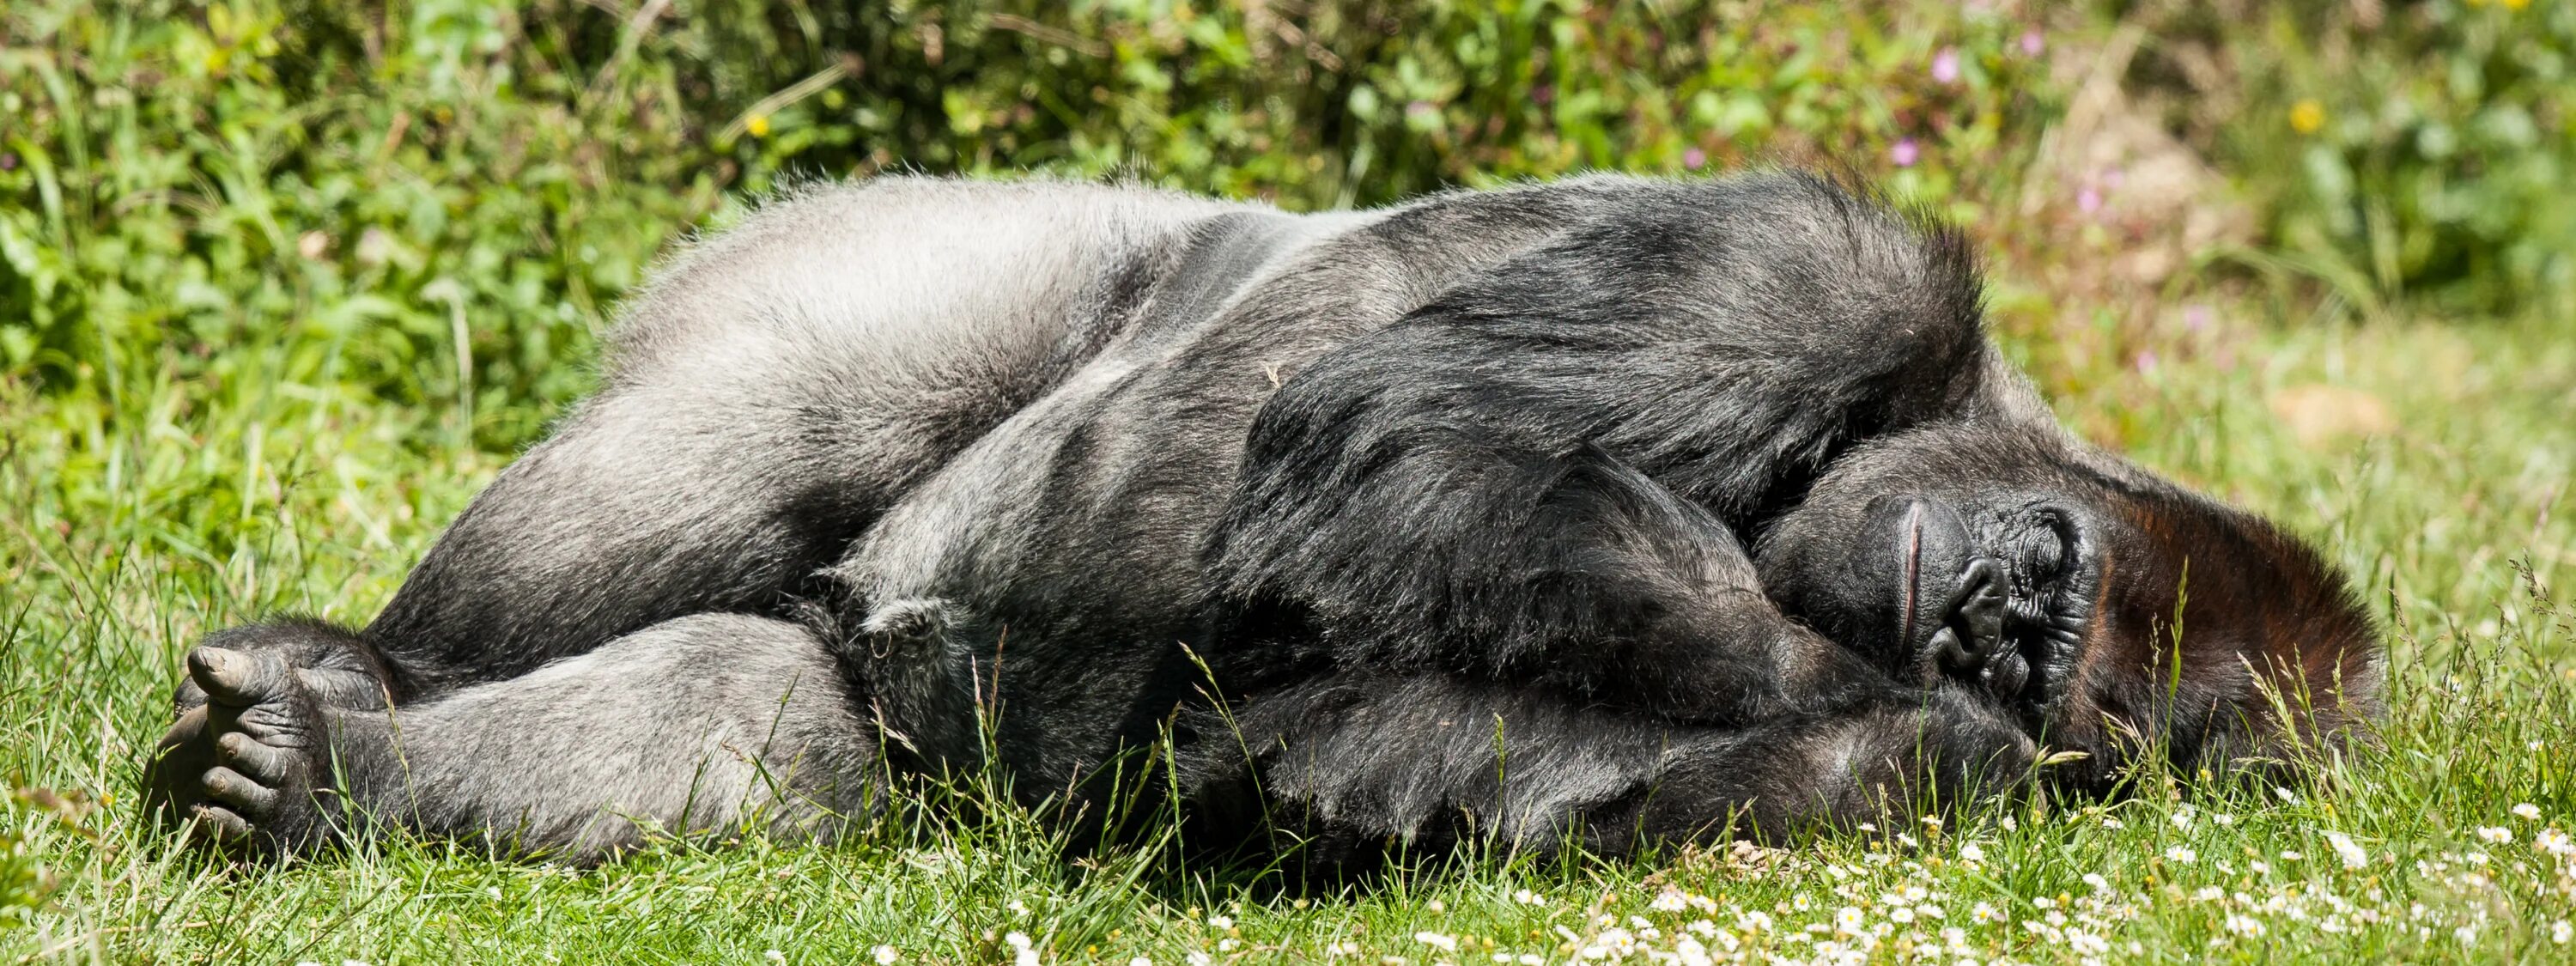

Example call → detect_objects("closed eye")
2029 509 2074 578
1999 508 2085 702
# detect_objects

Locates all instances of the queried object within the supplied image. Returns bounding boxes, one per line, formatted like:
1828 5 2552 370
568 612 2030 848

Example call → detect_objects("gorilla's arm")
1186 671 2035 860
1208 406 1897 723
1208 179 1989 724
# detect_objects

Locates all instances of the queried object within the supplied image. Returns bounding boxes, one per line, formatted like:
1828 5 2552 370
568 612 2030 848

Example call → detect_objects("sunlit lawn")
3 308 2572 963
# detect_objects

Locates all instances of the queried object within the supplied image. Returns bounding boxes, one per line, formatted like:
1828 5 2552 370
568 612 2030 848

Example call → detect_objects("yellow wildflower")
2290 100 2325 135
746 114 772 138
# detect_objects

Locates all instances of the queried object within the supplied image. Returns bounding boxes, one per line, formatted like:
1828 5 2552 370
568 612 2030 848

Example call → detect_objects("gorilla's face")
1756 424 2380 786
1776 489 2096 711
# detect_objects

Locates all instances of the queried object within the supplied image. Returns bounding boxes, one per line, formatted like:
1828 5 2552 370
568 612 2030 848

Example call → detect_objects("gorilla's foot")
149 647 350 856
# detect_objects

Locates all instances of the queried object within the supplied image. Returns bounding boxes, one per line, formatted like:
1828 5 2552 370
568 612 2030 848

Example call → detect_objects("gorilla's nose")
1867 495 2008 684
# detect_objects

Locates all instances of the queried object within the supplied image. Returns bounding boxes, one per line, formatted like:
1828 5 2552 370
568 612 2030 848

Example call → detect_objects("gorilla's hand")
1912 554 2026 699
1763 495 2038 701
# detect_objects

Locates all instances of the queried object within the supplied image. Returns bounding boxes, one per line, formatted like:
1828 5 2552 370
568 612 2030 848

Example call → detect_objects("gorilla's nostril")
1953 557 2007 645
1854 494 1999 683
1932 557 2008 678
1873 496 1973 642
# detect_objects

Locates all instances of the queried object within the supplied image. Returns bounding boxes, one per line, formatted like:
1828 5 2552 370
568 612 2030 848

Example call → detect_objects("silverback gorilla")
145 173 2381 861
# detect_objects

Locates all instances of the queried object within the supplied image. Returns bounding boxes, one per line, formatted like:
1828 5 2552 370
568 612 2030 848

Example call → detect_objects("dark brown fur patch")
2051 488 2381 786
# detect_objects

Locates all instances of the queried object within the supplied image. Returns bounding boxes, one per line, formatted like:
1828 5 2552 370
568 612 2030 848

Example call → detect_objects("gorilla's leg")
1192 672 2034 860
149 338 915 825
150 615 880 860
358 380 886 696
137 360 888 834
319 179 1239 698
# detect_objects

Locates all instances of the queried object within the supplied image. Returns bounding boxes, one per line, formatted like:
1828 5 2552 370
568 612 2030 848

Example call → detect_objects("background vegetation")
3 0 2572 961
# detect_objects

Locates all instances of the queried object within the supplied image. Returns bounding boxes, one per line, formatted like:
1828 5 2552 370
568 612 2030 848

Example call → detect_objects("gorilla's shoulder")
1384 173 1984 354
1376 172 1977 299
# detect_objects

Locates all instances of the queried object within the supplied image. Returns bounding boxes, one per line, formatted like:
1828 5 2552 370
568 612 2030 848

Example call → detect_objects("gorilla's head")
1755 422 2381 791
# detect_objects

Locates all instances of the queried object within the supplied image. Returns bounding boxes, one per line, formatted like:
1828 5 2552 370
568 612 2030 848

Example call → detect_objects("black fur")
140 172 2379 862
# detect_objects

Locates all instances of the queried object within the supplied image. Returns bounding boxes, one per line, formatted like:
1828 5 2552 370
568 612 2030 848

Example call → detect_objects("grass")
3 282 2574 960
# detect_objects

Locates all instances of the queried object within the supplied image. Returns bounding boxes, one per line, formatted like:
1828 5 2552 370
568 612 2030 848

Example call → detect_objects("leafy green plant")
3 0 2061 454
1 0 721 447
2120 0 2574 315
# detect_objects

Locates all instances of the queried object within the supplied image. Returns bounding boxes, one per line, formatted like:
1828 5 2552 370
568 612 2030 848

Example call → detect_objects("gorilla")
143 172 2381 861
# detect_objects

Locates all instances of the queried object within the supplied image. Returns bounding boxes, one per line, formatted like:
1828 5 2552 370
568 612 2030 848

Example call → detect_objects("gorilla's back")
748 177 1633 787
621 173 1939 793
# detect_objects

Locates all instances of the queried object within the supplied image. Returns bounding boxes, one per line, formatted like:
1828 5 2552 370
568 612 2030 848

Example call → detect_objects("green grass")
3 300 2573 963
8 1 2574 961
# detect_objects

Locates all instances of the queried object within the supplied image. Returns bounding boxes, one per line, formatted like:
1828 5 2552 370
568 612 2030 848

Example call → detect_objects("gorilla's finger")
156 705 209 753
143 708 216 823
191 803 254 843
187 647 246 702
216 731 296 781
1952 557 2007 661
202 766 279 813
190 647 291 707
173 676 208 713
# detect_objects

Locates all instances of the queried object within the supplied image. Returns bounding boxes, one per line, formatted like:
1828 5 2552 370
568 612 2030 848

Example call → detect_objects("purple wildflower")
1931 47 1962 84
1682 147 1706 170
2077 185 2103 214
1891 138 1920 167
2020 29 2044 57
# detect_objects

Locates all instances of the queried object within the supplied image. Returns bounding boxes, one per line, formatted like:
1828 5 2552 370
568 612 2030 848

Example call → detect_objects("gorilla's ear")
2194 651 2381 786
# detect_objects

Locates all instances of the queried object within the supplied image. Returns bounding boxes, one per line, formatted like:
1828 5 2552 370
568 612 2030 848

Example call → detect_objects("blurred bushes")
0 0 2055 447
2122 0 2574 315
1 0 725 445
675 0 2052 210
3 0 2562 454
